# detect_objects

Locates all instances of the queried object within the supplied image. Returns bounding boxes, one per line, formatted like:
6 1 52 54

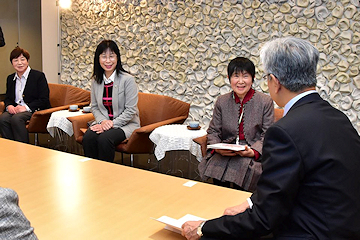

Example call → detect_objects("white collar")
283 90 318 116
103 70 116 84
13 66 31 81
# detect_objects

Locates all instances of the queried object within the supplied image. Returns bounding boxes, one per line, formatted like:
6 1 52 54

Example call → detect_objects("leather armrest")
136 116 188 134
0 101 5 114
116 115 188 154
30 101 90 116
32 106 70 116
193 135 207 145
193 135 208 158
27 107 69 133
67 113 95 143
26 101 90 133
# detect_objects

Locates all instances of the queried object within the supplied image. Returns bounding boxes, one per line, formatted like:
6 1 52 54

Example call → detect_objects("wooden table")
0 138 251 240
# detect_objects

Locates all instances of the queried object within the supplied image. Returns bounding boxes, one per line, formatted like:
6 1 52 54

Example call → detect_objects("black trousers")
82 127 126 162
0 111 32 143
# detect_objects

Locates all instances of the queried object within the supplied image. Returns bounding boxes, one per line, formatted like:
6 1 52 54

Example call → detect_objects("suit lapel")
8 74 17 100
22 69 34 100
112 74 119 117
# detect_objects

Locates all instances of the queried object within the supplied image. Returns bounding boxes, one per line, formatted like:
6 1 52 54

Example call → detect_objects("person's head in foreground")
261 36 318 106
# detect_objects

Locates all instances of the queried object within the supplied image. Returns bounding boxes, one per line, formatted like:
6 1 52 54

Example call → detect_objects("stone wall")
60 0 360 132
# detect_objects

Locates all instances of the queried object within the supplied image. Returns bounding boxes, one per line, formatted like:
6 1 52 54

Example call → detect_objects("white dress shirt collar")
283 90 318 116
13 66 31 81
103 70 116 84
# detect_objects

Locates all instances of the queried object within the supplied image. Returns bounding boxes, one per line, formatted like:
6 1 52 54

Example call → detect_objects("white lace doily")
47 109 86 137
149 124 207 162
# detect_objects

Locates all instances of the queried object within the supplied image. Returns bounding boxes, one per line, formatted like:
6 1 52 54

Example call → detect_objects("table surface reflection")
0 138 250 240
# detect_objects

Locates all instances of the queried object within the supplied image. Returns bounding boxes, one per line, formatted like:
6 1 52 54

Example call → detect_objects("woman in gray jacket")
82 40 140 162
198 57 274 192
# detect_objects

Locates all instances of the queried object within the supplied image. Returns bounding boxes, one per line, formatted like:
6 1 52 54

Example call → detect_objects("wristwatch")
197 221 205 237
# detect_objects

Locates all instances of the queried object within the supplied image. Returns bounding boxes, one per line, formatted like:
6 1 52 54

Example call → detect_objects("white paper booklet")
153 214 206 234
207 143 246 151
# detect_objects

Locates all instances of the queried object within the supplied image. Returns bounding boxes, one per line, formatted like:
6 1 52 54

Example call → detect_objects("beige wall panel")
0 0 42 94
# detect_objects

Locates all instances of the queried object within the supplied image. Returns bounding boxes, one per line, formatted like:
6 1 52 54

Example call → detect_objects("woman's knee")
98 129 125 145
0 115 7 125
83 130 97 144
97 133 114 146
10 113 30 125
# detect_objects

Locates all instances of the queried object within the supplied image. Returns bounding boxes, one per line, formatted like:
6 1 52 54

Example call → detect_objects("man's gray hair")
260 37 319 92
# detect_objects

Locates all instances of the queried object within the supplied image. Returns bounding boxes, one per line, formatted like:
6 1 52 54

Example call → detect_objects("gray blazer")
0 188 37 239
198 91 274 191
90 72 140 138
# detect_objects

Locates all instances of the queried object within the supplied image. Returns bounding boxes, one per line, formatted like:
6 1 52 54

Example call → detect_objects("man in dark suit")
0 187 37 239
182 37 360 239
0 47 50 143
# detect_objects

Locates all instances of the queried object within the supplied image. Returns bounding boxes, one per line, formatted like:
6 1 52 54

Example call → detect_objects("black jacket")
202 93 360 240
4 69 51 112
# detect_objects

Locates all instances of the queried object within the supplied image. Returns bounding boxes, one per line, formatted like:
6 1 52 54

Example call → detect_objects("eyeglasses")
262 73 271 81
263 73 278 81
100 54 117 61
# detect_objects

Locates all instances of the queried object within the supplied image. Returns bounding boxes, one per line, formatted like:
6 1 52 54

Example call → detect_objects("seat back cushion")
49 83 68 107
63 85 90 105
137 92 190 127
49 83 90 107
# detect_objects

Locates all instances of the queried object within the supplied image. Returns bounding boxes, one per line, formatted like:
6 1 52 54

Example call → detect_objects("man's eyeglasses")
263 73 277 80
262 73 271 81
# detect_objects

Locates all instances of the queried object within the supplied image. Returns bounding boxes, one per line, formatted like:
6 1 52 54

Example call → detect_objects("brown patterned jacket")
198 90 274 191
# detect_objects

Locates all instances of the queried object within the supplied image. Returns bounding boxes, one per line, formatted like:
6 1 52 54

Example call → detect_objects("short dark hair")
93 40 129 84
227 57 256 82
10 46 30 63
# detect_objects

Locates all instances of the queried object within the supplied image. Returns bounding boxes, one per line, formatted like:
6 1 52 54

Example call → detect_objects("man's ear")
271 75 281 93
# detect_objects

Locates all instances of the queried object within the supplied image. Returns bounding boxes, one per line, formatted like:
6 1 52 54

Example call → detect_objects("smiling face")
12 54 29 77
230 70 253 100
99 48 118 78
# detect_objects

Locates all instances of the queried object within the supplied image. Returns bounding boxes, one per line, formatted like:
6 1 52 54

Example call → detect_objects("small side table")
46 109 87 153
149 124 207 179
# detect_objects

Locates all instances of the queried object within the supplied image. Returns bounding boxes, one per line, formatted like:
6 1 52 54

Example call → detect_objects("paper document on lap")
207 143 246 151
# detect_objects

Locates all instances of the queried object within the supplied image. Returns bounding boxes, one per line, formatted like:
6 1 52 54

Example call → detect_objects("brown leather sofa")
67 92 190 166
193 108 285 158
0 83 90 144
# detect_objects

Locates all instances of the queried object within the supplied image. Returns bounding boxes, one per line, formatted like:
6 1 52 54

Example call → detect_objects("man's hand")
181 220 203 240
224 200 250 216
